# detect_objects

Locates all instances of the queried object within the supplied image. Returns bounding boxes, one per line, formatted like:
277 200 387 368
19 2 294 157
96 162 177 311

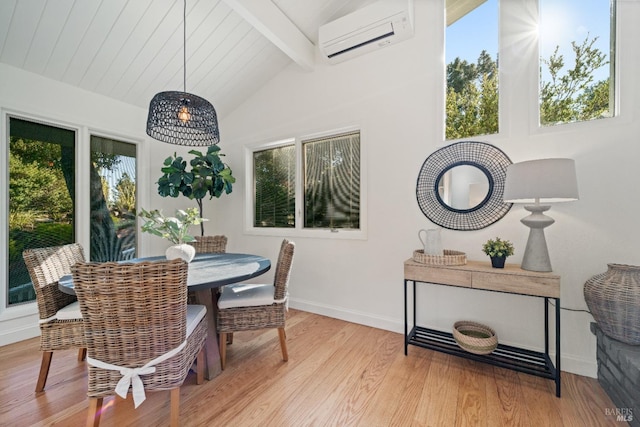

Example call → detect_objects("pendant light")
146 0 219 146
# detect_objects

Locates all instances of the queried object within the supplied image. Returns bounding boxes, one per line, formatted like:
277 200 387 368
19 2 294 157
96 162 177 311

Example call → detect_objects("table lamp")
503 158 579 272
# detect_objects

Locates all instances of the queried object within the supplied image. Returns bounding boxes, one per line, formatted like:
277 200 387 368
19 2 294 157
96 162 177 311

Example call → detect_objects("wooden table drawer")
404 262 472 287
472 271 560 298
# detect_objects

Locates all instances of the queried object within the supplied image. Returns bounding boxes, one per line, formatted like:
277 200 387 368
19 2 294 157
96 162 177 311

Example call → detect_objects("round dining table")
59 253 271 380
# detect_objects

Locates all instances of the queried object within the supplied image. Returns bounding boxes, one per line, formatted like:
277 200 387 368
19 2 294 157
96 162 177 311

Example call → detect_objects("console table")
404 258 561 397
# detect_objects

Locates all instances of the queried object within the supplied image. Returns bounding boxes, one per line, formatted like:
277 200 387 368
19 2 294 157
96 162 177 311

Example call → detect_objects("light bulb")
178 106 191 123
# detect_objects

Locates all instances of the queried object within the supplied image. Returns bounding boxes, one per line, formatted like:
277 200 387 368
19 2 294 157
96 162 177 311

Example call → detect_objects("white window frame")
531 0 621 134
244 125 367 240
444 0 501 142
87 131 143 261
0 112 72 322
536 0 623 130
0 108 146 327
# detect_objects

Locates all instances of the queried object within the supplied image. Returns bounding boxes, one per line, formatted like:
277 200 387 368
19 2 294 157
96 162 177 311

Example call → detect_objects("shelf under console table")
403 258 561 397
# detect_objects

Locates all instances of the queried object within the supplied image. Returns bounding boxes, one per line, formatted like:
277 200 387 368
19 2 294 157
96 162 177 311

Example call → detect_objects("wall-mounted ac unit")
318 0 414 64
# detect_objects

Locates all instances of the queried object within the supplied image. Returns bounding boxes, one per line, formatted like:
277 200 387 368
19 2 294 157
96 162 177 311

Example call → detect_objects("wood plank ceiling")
0 0 476 119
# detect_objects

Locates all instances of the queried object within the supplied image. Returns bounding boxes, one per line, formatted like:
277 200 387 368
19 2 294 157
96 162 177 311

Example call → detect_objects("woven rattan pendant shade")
146 91 219 146
145 0 219 146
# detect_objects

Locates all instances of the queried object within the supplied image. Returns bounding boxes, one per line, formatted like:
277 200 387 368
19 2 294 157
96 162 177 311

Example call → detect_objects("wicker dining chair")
187 235 228 306
188 235 227 254
71 259 207 427
216 239 295 369
22 243 87 392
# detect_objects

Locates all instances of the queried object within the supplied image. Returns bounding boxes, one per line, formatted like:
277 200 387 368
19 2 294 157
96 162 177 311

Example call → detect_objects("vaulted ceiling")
0 0 381 118
0 0 478 118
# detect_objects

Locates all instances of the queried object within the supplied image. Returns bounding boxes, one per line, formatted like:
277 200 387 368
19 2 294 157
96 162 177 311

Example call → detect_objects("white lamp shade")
503 158 579 203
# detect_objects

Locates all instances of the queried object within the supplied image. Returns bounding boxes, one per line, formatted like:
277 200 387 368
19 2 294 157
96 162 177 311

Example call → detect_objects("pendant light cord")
183 0 187 93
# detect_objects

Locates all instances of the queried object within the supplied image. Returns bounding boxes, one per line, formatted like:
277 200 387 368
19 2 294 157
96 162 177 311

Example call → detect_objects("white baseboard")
0 324 39 347
289 298 404 334
289 298 598 378
559 353 597 378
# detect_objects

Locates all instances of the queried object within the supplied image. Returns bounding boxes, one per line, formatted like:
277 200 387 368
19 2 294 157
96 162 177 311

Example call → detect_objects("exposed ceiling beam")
447 0 487 26
223 0 315 71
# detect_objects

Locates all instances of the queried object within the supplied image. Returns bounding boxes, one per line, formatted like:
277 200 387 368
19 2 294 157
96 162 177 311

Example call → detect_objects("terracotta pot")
584 264 640 345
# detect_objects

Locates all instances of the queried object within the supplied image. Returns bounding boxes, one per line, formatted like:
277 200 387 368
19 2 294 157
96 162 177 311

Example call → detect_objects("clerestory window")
539 0 616 126
445 0 499 141
445 0 617 139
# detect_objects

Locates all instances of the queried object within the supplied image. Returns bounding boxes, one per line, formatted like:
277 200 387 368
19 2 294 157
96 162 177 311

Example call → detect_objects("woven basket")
453 321 498 355
412 249 467 266
584 263 640 345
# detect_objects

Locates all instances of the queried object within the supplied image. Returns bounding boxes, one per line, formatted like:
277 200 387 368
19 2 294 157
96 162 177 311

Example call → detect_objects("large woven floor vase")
584 263 640 344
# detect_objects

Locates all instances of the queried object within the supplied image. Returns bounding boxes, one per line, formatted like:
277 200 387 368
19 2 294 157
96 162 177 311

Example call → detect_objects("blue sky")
446 0 612 81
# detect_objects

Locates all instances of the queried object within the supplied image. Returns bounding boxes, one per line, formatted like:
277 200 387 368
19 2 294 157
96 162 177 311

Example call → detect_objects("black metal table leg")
404 279 408 355
555 297 561 397
412 280 416 331
544 297 549 356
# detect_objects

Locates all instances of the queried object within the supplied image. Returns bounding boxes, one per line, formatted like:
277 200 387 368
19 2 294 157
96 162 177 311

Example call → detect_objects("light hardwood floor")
0 309 622 426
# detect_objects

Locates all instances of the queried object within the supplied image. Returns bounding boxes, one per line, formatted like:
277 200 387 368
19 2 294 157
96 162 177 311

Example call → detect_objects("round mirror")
416 142 512 231
437 164 492 211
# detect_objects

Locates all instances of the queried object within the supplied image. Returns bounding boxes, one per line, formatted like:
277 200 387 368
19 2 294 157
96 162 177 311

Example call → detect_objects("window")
8 117 76 306
248 130 363 238
445 0 499 140
254 143 295 228
303 132 360 229
4 117 140 308
539 0 616 126
89 136 138 261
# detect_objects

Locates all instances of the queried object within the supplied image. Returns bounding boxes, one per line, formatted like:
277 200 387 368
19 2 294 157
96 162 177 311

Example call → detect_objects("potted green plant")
481 237 515 268
156 145 235 236
138 207 207 262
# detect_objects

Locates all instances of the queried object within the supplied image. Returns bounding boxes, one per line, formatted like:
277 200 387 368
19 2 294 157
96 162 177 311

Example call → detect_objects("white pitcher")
418 228 443 256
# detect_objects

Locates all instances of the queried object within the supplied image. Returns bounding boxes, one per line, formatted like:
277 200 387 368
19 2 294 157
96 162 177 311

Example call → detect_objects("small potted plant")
138 207 207 262
481 237 515 268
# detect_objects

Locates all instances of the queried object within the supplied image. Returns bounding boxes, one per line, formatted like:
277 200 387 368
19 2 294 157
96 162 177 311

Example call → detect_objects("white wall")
214 0 640 377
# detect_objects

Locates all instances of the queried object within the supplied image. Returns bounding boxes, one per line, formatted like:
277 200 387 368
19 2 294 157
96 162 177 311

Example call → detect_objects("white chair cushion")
186 304 207 337
217 283 275 309
56 301 83 320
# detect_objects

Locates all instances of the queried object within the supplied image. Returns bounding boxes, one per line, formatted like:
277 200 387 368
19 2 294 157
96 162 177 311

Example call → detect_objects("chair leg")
219 332 227 370
78 348 87 361
36 351 53 392
196 348 205 385
278 328 288 362
170 388 180 427
86 397 103 427
227 333 233 344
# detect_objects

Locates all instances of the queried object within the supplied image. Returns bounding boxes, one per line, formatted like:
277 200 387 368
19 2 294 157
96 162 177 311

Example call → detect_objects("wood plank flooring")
0 309 622 426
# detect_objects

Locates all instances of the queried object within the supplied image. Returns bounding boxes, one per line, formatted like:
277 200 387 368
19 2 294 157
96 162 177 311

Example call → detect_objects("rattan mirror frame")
416 141 513 231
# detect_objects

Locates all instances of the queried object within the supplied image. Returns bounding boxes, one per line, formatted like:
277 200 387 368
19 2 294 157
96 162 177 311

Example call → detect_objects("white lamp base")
520 204 555 272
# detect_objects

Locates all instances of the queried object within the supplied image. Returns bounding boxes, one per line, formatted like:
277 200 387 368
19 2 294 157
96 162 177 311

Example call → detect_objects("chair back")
23 243 85 320
189 235 227 254
273 240 295 301
72 260 189 367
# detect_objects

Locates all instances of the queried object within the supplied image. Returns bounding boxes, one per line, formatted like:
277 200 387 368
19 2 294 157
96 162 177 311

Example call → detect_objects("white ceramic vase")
165 243 196 263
